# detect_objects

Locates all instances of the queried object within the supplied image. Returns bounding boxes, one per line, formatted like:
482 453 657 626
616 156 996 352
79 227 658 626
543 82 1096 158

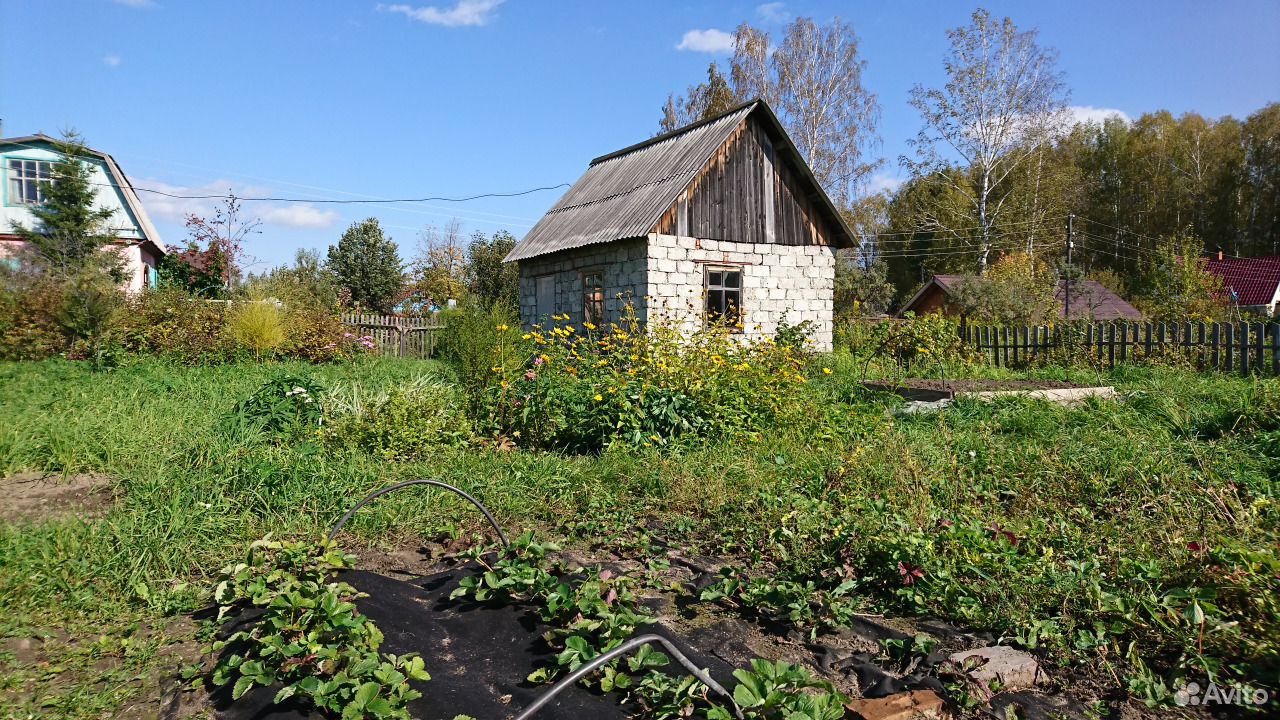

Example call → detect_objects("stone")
948 646 1045 690
845 690 948 720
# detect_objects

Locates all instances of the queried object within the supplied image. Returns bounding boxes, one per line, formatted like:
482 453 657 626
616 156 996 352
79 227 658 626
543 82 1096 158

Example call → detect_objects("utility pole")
1064 214 1074 320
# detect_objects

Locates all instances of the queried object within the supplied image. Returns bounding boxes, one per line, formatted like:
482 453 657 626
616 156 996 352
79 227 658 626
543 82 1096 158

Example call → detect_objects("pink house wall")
0 236 160 294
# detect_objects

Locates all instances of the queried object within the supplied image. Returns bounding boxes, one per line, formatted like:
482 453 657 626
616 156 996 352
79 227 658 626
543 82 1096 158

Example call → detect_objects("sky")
2 0 1278 272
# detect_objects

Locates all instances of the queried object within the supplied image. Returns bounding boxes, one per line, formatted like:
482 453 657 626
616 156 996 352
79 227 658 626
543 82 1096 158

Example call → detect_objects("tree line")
660 8 1279 320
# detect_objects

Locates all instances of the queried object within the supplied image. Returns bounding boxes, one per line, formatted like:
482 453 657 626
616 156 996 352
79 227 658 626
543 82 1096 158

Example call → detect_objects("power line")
119 182 571 205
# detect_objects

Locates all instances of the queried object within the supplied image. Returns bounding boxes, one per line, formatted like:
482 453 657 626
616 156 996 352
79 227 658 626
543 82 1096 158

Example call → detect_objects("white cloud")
756 2 788 23
103 55 123 68
378 0 504 27
259 204 341 229
112 0 155 7
676 28 735 53
866 172 904 196
135 179 340 231
1068 105 1131 127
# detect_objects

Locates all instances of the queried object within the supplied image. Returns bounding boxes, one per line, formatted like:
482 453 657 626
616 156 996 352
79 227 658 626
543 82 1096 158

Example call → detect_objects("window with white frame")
704 266 742 327
7 159 53 205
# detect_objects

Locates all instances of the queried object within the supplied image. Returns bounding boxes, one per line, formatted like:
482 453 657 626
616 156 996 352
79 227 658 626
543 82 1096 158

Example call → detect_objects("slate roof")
505 100 854 262
1204 256 1280 307
902 274 1143 320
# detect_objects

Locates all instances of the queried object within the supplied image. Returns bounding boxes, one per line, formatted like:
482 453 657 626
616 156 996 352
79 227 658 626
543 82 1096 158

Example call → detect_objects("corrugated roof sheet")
1205 256 1280 306
504 104 756 262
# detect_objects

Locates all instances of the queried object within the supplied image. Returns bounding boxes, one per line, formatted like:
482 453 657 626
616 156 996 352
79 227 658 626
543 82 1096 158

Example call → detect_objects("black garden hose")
327 479 510 548
513 633 744 720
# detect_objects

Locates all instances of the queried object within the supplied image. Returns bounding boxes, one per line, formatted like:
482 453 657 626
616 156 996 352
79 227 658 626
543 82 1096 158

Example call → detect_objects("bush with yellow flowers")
474 305 817 452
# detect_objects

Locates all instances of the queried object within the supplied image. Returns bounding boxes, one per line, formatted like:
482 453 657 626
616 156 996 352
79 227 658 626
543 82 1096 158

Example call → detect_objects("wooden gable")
653 110 843 247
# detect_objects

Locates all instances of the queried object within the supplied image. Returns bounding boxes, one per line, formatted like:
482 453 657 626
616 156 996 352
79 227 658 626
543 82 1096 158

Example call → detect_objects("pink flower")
533 357 545 367
524 370 537 381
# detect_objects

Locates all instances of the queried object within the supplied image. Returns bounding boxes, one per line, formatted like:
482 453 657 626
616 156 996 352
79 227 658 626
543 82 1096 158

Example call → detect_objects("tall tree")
902 8 1069 273
730 17 881 204
9 132 119 276
466 229 519 311
660 17 880 205
658 63 741 134
327 218 403 313
411 219 469 304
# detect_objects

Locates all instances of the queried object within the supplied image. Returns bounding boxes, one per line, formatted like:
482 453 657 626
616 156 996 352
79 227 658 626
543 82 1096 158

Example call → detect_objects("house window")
7 159 52 205
535 274 556 321
704 266 742 327
582 270 604 325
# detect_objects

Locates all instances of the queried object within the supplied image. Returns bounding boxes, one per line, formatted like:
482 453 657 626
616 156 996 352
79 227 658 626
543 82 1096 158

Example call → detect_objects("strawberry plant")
207 536 431 719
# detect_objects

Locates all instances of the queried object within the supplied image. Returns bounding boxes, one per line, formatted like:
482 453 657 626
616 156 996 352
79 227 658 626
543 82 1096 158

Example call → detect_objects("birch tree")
660 17 881 206
731 18 881 205
903 9 1068 274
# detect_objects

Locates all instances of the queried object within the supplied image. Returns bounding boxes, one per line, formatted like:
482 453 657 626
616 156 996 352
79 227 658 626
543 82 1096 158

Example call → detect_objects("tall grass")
0 357 1275 715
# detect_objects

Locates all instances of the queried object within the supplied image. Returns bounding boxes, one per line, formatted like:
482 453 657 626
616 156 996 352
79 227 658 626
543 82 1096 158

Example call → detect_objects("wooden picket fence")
961 321 1280 376
340 313 446 359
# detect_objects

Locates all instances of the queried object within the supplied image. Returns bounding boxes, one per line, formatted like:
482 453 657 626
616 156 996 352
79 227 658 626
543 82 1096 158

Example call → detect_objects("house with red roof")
900 273 1143 321
1204 254 1280 317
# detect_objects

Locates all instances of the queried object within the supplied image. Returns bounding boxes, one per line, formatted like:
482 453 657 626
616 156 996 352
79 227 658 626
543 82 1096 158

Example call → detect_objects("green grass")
0 356 1275 716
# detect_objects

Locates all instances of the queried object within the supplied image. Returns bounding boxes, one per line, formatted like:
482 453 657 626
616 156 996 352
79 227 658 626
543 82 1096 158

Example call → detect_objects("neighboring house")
900 274 1143 321
0 133 165 293
1204 254 1280 316
503 100 854 351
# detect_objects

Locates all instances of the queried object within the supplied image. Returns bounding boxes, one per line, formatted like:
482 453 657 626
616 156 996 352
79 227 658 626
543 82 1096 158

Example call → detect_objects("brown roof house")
503 100 855 351
900 274 1143 321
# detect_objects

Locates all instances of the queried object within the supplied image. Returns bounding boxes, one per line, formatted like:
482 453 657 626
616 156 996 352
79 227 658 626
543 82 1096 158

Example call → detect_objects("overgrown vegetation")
0 327 1276 716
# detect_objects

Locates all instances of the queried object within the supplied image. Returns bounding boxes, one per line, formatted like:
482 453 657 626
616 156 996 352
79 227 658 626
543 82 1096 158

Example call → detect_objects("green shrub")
435 303 521 404
325 376 471 459
226 301 287 360
228 375 326 439
116 287 231 363
852 313 971 374
0 270 67 360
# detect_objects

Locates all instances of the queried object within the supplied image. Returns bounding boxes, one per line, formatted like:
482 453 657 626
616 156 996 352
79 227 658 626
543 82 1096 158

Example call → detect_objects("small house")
1204 254 1280 316
0 133 165 293
900 274 1143 321
503 100 854 351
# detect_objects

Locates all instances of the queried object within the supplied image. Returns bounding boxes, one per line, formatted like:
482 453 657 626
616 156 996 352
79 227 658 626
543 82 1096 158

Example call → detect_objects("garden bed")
864 378 1115 405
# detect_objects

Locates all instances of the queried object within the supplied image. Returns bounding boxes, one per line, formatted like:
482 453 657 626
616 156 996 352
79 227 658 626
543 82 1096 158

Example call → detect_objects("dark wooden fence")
340 313 446 359
961 321 1280 375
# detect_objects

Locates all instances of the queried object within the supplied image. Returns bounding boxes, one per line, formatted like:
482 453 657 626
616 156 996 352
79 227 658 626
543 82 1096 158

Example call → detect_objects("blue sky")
3 0 1278 271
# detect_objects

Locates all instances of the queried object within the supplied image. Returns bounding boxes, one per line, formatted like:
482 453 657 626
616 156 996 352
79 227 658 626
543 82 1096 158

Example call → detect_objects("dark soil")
0 472 114 523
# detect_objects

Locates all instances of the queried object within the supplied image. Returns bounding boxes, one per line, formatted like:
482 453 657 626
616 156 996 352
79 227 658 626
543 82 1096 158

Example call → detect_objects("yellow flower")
500 380 510 389
584 322 597 330
594 394 604 402
522 333 532 340
496 324 509 332
607 386 617 393
491 365 503 373
822 367 833 375
513 430 522 438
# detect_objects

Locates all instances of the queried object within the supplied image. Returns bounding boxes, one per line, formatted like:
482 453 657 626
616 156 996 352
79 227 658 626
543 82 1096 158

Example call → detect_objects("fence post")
1225 324 1235 373
1254 322 1264 373
1272 323 1279 377
1240 322 1251 376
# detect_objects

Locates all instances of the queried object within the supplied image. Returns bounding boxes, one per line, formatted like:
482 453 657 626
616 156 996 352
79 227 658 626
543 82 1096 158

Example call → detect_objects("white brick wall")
515 234 836 350
646 233 835 351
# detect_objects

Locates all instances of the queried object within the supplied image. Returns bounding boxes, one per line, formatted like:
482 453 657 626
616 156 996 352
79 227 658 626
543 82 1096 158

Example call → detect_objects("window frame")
5 157 54 206
580 268 605 326
703 264 744 330
534 273 557 322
